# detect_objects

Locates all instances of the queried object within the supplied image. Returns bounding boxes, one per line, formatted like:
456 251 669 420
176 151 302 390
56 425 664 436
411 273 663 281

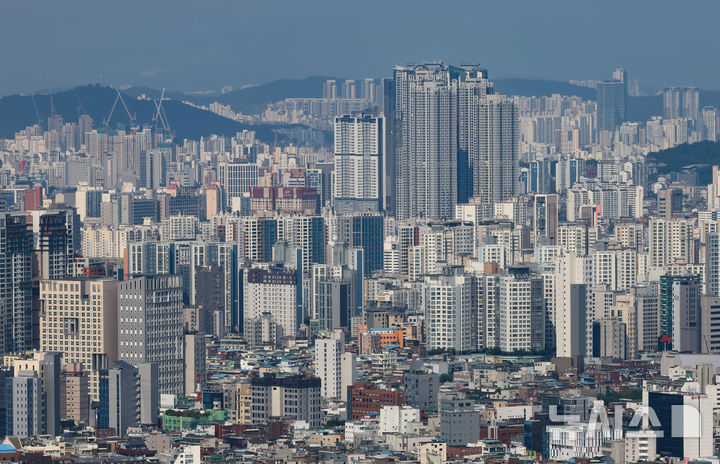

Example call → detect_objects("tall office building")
189 241 238 332
39 278 119 400
337 213 384 276
0 213 33 354
118 274 184 395
242 266 299 338
250 374 322 428
98 361 158 436
11 352 62 437
534 194 559 244
6 371 43 439
555 157 586 193
645 386 713 459
596 80 626 132
333 112 384 214
218 162 258 207
657 188 683 220
659 275 701 352
279 215 325 273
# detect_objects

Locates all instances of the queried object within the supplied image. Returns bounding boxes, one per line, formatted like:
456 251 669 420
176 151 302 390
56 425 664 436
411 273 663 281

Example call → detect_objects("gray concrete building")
118 274 184 395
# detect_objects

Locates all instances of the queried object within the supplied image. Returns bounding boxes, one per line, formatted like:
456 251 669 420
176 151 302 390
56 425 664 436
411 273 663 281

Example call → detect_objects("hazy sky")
1 0 718 95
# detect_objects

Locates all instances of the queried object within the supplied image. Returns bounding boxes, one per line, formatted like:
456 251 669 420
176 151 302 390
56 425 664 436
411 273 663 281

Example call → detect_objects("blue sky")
1 0 717 95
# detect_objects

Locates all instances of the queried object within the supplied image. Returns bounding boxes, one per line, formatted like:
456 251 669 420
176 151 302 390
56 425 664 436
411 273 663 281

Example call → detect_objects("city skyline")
2 0 720 96
3 3 720 461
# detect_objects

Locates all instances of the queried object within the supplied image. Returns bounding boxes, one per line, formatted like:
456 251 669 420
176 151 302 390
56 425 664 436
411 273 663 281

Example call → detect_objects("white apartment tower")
498 266 545 352
313 329 357 400
423 265 477 352
333 112 384 214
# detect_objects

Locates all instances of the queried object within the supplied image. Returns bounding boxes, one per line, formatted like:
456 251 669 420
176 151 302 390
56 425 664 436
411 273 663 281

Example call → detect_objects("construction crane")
152 88 173 142
75 93 87 117
30 94 42 128
49 93 57 117
103 86 136 132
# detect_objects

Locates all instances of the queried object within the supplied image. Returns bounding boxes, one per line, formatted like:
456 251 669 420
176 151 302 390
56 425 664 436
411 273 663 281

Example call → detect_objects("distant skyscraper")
390 63 511 220
342 79 357 99
702 106 719 141
333 112 384 214
534 194 559 244
663 87 699 120
361 78 377 105
323 79 338 99
468 94 518 212
596 80 626 132
392 63 458 220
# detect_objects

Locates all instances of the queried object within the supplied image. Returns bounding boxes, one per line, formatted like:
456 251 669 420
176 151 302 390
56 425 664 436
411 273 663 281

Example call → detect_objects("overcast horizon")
2 0 718 96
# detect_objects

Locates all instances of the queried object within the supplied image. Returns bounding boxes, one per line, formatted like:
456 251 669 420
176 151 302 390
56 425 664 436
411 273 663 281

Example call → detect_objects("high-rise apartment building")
392 63 459 220
498 266 545 352
333 112 384 214
118 274 185 395
468 94 518 212
29 208 81 280
390 63 515 220
423 265 477 353
555 253 590 357
313 330 356 401
664 87 699 121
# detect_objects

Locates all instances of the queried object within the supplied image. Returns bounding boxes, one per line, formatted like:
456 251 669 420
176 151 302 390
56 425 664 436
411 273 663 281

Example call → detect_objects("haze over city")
1 0 719 95
2 2 720 463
